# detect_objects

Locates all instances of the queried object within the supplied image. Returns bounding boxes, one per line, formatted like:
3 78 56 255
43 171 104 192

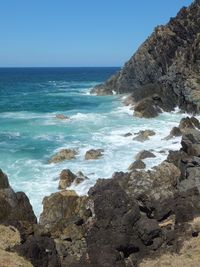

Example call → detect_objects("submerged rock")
85 149 104 160
133 129 155 142
135 150 156 160
55 114 70 120
123 132 133 137
49 149 77 163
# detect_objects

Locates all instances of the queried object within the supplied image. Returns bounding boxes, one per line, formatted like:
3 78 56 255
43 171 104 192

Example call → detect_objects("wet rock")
49 149 77 163
58 169 77 189
123 94 135 106
55 114 70 120
74 171 88 185
165 126 182 140
179 117 200 131
135 150 156 160
85 149 104 160
133 130 155 142
134 98 162 118
128 160 146 171
123 132 133 137
181 129 200 157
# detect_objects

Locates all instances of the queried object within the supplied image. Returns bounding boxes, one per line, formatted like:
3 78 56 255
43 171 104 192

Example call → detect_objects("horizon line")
0 66 121 69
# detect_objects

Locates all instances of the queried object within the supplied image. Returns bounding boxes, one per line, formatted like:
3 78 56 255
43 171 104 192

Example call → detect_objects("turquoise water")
0 67 189 216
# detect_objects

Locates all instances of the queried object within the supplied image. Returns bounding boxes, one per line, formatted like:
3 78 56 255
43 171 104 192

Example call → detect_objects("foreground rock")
133 130 155 142
49 149 77 163
135 150 156 160
85 149 104 160
92 1 200 116
39 190 89 266
0 169 37 227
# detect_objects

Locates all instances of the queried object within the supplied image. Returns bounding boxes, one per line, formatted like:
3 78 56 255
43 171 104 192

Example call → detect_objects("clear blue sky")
0 0 193 67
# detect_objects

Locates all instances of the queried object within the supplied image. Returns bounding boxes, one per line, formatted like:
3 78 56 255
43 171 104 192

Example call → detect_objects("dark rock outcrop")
92 1 200 116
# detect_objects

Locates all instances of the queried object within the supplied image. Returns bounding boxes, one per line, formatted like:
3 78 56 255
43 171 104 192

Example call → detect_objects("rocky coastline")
91 0 200 117
2 1 200 266
1 116 200 266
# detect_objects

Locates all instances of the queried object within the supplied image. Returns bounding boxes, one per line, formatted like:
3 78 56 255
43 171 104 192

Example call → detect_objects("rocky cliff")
92 0 200 116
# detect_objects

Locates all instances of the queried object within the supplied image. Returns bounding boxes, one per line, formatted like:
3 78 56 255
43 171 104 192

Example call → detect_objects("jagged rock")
39 190 90 266
0 169 10 189
135 150 156 160
164 126 182 140
58 170 88 189
49 149 77 163
181 128 200 156
92 1 200 115
133 130 155 142
179 117 198 130
85 149 104 160
58 169 77 189
15 236 60 267
0 169 37 228
134 97 162 118
55 114 70 120
128 160 146 170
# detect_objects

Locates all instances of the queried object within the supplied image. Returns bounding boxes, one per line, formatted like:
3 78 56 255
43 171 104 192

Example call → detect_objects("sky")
0 0 193 67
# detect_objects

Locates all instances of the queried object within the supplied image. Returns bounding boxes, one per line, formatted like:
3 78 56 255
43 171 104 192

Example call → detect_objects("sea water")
0 67 190 216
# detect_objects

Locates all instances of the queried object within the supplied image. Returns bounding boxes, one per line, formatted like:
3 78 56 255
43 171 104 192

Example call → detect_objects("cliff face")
92 0 200 114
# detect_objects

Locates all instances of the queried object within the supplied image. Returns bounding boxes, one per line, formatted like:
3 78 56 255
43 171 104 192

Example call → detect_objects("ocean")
0 67 189 216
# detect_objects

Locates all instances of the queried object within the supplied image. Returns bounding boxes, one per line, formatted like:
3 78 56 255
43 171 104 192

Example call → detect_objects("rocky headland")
91 0 200 118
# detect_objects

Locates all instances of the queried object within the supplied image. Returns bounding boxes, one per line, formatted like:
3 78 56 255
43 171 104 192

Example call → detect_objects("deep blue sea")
0 67 187 216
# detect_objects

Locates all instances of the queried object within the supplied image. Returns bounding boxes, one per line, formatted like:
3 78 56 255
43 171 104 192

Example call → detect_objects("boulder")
181 129 200 157
58 170 88 189
128 160 146 171
133 130 155 142
58 169 76 189
179 117 200 131
134 98 162 118
135 150 156 160
85 149 104 160
49 149 77 163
